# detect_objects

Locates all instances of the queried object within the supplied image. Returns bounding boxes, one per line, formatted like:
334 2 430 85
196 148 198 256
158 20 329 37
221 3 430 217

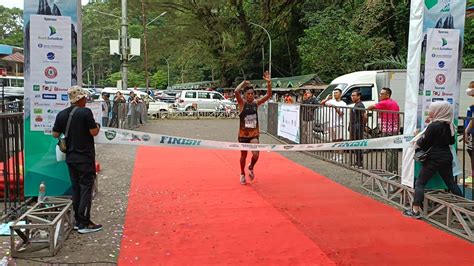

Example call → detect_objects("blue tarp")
0 44 13 55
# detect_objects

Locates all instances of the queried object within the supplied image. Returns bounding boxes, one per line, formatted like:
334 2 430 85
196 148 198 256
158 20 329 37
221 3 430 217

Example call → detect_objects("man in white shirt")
320 88 347 161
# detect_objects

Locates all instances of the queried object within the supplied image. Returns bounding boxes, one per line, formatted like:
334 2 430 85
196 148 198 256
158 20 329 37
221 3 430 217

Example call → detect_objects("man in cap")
53 86 103 234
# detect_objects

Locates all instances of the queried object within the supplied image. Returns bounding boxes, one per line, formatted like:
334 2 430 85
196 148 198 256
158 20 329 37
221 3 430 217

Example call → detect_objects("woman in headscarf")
403 101 463 218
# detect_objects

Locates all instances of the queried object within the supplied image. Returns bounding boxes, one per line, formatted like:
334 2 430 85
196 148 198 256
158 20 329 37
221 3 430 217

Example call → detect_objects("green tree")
150 69 167 89
0 6 23 47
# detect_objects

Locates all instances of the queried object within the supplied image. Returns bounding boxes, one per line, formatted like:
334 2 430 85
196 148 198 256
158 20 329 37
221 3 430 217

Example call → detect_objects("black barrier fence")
0 111 25 221
267 102 473 200
0 100 23 113
300 103 404 173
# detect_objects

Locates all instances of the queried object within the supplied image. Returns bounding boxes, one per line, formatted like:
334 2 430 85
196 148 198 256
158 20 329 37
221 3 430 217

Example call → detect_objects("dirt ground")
0 118 407 265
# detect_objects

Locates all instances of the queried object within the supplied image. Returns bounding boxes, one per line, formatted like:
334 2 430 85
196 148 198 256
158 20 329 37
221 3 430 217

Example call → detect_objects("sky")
0 0 89 9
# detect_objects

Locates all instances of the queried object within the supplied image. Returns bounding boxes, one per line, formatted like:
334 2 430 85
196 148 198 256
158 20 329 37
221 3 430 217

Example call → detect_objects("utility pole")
121 0 128 90
140 0 149 93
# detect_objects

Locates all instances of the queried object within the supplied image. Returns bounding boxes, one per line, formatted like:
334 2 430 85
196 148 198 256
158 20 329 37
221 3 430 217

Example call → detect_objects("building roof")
170 80 218 90
1 52 24 64
247 74 324 91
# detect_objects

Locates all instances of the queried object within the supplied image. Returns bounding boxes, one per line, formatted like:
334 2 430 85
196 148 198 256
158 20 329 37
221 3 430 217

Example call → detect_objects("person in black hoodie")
403 101 463 218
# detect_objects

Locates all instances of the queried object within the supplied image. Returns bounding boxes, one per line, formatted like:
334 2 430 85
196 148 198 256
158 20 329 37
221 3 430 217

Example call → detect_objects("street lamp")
90 1 129 90
249 22 271 77
142 10 167 92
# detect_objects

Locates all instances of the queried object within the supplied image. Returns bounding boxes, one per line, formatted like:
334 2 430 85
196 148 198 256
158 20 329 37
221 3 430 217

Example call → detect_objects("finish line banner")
95 128 413 151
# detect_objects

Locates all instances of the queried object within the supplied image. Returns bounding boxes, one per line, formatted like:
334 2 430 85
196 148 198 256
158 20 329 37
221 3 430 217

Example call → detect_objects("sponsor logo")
42 85 52 91
229 144 239 148
441 1 450 12
283 146 294 150
44 66 58 79
42 94 57 100
46 109 59 114
35 116 43 122
55 102 68 107
37 43 64 49
34 94 41 98
425 90 431 96
142 134 150 142
44 81 58 85
442 92 453 96
332 140 368 148
435 74 446 85
441 38 447 47
33 85 40 91
53 87 68 92
105 130 117 141
432 37 452 51
434 86 445 90
159 136 201 146
425 0 437 10
431 53 452 59
438 61 445 68
46 52 55 60
447 98 453 104
433 91 441 96
49 26 57 36
37 26 63 41
33 108 43 114
394 137 403 144
61 94 68 101
32 102 50 107
432 98 444 102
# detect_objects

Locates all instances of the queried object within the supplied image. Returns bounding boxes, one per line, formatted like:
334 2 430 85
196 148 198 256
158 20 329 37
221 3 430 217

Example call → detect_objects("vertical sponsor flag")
402 0 466 187
24 0 81 196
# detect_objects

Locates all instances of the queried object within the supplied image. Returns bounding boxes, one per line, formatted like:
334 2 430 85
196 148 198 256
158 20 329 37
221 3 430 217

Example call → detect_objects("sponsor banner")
96 128 413 151
422 28 460 124
277 104 300 143
29 15 72 131
402 0 466 187
24 0 81 197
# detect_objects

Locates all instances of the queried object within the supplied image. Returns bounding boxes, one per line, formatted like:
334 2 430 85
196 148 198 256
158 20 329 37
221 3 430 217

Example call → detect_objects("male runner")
235 71 272 184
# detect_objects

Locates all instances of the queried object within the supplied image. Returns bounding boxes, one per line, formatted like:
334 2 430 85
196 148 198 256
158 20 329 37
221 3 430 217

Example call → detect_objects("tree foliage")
0 1 473 87
0 6 23 47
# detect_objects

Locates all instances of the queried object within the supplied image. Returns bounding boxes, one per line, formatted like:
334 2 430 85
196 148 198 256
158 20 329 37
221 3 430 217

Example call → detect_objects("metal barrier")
1 100 23 113
266 102 473 200
0 111 25 221
300 103 404 174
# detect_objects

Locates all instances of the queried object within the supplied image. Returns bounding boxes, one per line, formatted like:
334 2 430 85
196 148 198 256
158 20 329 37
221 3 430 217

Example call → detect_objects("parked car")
175 90 234 112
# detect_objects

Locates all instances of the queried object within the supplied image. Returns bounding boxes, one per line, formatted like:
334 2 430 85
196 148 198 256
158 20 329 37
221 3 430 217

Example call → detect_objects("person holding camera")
53 86 103 234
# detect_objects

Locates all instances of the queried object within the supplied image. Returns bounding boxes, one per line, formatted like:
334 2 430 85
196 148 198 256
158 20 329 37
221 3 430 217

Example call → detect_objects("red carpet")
119 147 474 265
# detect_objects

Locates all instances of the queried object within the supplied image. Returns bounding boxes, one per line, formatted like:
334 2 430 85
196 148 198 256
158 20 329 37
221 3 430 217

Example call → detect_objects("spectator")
127 91 136 129
101 93 111 127
403 101 463 218
284 93 294 104
349 90 367 168
368 87 401 172
52 86 103 233
110 92 125 128
463 81 474 186
320 88 347 162
368 87 400 135
301 90 319 144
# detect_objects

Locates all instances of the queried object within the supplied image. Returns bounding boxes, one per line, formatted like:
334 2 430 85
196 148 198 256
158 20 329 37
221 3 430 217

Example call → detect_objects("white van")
313 69 474 138
175 90 234 112
101 88 172 117
316 69 474 113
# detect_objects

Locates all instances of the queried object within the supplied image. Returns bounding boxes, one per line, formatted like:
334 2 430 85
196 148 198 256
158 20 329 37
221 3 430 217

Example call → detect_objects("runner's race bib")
245 114 257 128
